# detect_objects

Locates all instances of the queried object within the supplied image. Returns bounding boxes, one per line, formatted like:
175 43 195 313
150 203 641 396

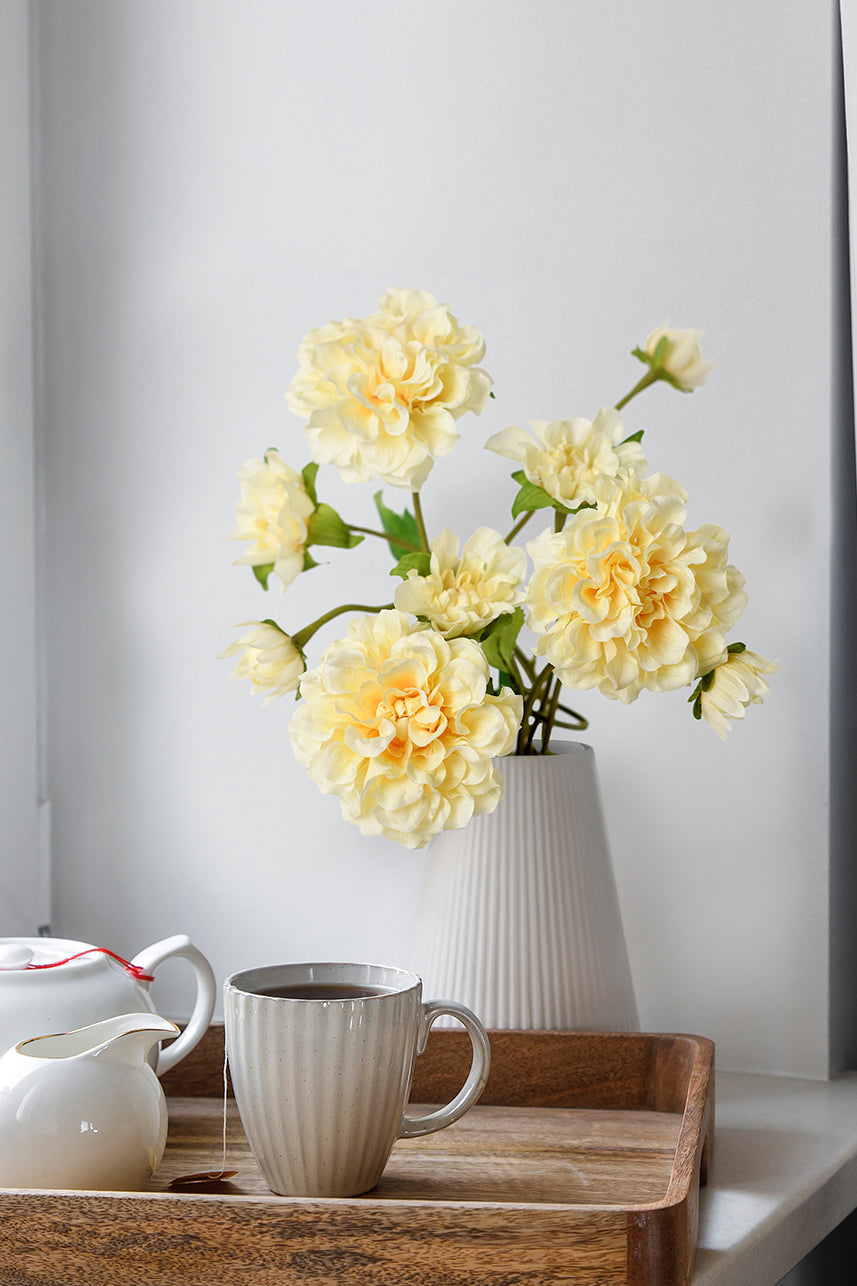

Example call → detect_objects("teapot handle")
130 935 216 1074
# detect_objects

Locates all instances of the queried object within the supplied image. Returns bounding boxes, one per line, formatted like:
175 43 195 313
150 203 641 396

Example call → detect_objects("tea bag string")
219 1029 229 1175
167 1029 234 1186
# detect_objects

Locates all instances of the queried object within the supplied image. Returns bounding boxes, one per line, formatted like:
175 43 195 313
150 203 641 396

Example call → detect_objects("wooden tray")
0 1027 713 1286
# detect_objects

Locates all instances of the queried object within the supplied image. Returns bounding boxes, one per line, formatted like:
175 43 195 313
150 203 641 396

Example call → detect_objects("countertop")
693 1069 857 1284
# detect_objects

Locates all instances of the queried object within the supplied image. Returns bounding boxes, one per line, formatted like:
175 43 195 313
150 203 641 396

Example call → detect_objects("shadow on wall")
829 3 857 1075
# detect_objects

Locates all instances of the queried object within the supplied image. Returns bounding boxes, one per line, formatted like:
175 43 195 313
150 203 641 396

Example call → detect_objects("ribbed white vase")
413 742 639 1031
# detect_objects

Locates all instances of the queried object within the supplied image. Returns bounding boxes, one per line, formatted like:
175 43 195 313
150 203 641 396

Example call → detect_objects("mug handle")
130 934 217 1074
397 999 491 1139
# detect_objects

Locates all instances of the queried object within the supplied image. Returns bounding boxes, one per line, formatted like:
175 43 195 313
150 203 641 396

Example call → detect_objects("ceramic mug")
223 961 491 1197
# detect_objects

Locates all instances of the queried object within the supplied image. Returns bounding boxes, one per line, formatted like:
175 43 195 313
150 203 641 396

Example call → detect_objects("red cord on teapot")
23 948 155 982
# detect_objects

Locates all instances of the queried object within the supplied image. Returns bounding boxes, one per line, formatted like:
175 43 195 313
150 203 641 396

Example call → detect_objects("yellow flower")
289 610 522 848
218 621 305 703
286 289 492 491
644 324 711 391
525 471 748 702
394 527 526 638
697 649 780 739
228 450 314 592
486 408 646 507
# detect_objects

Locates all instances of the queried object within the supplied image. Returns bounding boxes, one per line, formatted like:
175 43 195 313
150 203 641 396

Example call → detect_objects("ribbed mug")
223 961 490 1197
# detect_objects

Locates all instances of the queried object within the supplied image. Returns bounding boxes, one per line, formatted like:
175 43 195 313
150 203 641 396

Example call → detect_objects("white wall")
0 1 42 934
32 0 837 1076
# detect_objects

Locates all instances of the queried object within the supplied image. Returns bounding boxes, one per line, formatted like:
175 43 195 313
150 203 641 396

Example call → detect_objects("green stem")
528 702 588 730
411 492 430 553
615 368 659 412
505 510 535 544
516 662 555 754
293 602 394 652
514 646 536 681
555 701 589 729
536 713 589 732
348 525 423 553
540 678 563 753
503 654 526 696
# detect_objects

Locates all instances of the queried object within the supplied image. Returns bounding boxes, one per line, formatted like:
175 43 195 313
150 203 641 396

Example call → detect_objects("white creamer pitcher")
0 935 215 1073
0 1012 179 1190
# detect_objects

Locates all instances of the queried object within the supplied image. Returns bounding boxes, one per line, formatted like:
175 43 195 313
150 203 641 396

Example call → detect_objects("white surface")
28 1 834 1074
694 1071 857 1285
0 2 42 933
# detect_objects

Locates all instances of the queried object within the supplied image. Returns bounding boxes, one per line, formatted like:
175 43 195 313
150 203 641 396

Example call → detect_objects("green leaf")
373 492 422 561
619 429 644 444
727 641 746 654
302 548 320 572
252 563 274 590
652 334 669 366
478 607 524 673
301 461 320 505
509 471 594 520
510 471 555 519
689 668 716 709
657 369 692 394
306 503 364 549
390 551 432 580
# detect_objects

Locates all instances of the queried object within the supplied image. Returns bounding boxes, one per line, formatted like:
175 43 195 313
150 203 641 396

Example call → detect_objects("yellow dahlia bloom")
218 621 305 703
486 408 646 507
698 650 781 739
289 610 522 848
228 449 314 592
286 289 492 491
394 527 526 638
644 324 711 391
526 471 748 703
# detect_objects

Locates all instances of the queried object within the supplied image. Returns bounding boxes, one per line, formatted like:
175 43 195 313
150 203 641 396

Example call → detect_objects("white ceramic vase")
413 742 639 1031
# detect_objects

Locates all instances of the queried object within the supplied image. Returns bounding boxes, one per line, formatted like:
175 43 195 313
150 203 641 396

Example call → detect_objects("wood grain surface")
153 1097 682 1205
160 1024 704 1113
0 1190 628 1286
0 1029 714 1286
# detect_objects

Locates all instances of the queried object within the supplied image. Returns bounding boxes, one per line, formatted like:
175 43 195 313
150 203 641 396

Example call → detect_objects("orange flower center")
378 687 447 750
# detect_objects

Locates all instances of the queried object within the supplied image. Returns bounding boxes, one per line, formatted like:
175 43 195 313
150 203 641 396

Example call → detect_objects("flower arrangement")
221 289 778 848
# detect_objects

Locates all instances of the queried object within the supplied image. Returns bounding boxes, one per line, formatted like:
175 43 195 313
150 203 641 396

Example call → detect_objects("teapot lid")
0 939 90 970
0 943 40 969
0 939 153 980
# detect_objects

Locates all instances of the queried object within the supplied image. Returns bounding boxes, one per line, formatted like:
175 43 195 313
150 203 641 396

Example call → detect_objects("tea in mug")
253 983 396 1001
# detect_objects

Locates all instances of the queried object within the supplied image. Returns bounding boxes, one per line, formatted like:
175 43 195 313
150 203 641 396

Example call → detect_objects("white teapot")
0 1012 179 1190
0 935 216 1074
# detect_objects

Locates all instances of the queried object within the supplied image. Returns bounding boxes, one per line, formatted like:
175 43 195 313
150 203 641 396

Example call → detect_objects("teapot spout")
17 1013 180 1066
92 1014 180 1067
